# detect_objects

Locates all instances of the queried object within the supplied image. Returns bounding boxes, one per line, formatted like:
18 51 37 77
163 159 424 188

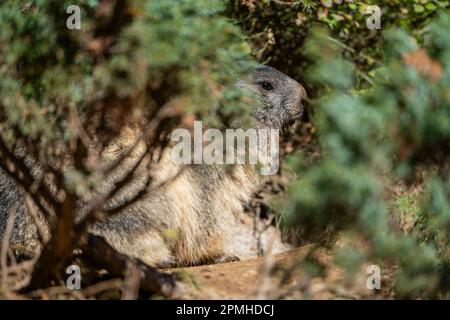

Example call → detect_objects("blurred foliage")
227 0 450 90
0 0 255 193
281 13 450 298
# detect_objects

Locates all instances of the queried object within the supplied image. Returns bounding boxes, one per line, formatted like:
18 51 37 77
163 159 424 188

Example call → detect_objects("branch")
0 137 60 212
26 193 78 290
11 125 66 193
271 0 299 7
100 103 176 176
0 160 52 222
103 166 185 217
82 235 178 296
75 104 177 232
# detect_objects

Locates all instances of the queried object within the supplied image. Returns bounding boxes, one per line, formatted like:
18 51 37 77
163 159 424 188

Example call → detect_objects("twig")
0 141 58 220
103 166 185 216
271 0 299 7
24 194 50 246
28 285 85 299
1 260 34 292
99 102 176 175
0 160 52 222
82 235 178 296
81 278 123 297
1 205 16 292
0 138 60 210
75 103 178 234
121 261 141 300
256 251 275 300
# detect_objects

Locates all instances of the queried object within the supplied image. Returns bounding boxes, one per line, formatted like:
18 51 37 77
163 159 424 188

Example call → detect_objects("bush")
281 12 450 298
0 0 254 290
227 0 450 88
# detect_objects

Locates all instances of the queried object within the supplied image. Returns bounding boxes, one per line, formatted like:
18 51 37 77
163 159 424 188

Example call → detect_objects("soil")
167 214 394 300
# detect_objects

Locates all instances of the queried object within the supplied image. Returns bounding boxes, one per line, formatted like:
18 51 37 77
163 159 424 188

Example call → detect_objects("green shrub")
227 0 450 88
281 12 450 298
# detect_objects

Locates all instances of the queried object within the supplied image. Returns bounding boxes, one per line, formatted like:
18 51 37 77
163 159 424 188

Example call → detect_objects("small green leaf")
414 4 425 12
321 0 333 8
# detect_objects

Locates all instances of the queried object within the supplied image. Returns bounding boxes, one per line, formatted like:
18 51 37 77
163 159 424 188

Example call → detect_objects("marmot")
0 66 306 267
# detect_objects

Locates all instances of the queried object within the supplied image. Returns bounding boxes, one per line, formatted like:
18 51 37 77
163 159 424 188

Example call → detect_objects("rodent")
0 66 306 267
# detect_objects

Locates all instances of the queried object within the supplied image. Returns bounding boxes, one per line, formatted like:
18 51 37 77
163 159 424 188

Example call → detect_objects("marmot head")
238 65 307 129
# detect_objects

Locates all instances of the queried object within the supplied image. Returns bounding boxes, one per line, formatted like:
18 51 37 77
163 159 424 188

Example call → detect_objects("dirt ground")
168 214 394 300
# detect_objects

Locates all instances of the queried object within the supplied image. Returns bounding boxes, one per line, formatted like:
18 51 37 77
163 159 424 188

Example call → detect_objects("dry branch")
82 235 178 296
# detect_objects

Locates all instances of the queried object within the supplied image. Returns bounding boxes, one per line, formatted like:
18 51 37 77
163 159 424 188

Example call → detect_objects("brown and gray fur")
0 66 306 267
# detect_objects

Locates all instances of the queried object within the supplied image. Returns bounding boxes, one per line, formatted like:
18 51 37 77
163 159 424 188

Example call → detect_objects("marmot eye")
260 81 273 91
